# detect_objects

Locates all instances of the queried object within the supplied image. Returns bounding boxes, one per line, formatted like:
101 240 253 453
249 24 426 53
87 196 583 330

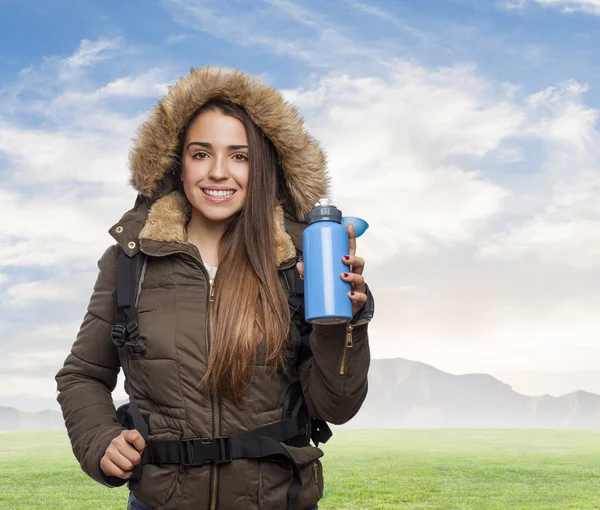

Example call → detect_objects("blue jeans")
127 494 150 510
127 492 318 509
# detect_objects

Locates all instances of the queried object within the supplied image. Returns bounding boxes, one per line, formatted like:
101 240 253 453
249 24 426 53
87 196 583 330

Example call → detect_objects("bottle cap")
307 200 342 225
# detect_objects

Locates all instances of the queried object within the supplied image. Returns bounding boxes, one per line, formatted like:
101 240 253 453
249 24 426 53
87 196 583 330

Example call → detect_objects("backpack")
110 249 331 510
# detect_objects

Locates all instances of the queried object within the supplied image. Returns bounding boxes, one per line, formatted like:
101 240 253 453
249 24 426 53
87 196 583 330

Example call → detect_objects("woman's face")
181 110 250 225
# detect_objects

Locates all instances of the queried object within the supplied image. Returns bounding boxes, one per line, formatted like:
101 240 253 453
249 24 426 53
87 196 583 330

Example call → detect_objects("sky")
2 0 600 412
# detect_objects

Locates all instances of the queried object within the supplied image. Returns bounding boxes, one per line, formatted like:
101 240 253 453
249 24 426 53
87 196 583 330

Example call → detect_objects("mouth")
202 188 236 198
201 188 237 203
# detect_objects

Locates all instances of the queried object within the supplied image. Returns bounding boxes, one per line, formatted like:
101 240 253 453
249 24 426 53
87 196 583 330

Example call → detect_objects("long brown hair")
179 99 292 405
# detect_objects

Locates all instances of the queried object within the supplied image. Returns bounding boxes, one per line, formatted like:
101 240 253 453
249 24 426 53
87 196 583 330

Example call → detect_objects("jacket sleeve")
298 284 374 425
55 245 128 487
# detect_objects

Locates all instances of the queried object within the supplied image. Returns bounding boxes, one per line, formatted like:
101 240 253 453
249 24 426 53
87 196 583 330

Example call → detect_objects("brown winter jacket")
56 67 374 510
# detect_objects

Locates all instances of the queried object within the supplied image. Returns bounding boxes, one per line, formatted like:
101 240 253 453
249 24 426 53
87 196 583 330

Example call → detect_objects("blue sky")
2 0 600 411
3 0 600 94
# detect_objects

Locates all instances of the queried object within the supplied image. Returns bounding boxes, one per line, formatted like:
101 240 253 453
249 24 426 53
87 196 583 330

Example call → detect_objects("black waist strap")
145 415 306 510
147 415 305 466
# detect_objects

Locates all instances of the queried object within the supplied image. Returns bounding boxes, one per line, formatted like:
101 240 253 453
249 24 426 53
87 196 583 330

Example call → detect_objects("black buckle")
180 436 232 466
111 322 146 354
111 324 126 347
214 436 232 464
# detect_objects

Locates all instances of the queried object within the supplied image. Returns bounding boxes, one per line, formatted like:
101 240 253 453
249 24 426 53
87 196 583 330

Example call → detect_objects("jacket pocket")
260 443 324 510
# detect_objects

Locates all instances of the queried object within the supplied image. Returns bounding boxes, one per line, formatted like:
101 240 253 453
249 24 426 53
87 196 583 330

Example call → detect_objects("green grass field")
0 429 599 509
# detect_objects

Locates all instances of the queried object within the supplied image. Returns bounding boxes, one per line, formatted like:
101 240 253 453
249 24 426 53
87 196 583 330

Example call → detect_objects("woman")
56 67 374 510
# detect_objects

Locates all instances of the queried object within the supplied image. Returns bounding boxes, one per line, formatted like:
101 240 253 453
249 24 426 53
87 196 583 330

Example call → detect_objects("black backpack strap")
282 257 311 367
111 249 148 490
281 254 333 449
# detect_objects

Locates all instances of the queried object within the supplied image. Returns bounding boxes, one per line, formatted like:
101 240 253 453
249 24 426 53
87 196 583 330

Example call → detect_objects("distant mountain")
2 359 599 430
0 406 65 431
344 358 600 429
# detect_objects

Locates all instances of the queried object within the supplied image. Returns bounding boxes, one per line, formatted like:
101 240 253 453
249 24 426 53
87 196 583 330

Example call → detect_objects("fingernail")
344 256 350 260
344 273 349 277
350 292 355 296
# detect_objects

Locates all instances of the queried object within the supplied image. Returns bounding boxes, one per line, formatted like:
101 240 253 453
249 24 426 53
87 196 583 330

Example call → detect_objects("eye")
192 151 209 160
233 153 248 161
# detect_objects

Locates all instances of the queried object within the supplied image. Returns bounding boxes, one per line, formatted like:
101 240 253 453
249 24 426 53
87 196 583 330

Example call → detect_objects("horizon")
2 356 598 414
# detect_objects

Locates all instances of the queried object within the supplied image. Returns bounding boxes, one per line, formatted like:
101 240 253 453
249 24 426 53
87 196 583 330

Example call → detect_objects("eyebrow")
186 142 248 150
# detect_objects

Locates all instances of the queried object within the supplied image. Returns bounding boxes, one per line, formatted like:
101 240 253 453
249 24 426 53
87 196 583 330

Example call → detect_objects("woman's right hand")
100 430 146 480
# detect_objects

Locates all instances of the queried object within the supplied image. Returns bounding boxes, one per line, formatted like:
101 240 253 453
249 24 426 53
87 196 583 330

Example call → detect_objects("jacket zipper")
208 278 220 510
339 322 353 375
339 319 370 375
139 246 220 510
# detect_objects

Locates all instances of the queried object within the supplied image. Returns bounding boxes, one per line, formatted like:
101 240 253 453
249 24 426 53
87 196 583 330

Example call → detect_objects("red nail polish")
344 256 350 260
350 292 355 296
344 273 349 277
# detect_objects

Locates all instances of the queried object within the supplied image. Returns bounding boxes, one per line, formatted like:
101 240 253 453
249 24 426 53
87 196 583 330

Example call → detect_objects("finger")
349 291 368 307
341 271 366 293
100 455 131 480
296 261 304 279
347 224 357 258
123 429 146 452
104 447 136 474
116 439 143 467
342 255 365 275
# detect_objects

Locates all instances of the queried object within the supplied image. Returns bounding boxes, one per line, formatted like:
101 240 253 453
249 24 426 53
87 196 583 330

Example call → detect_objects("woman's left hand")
341 224 367 317
296 224 368 318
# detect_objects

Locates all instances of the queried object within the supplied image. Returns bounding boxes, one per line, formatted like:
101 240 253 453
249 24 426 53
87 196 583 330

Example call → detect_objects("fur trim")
272 205 297 264
129 66 328 221
139 191 191 244
139 192 296 266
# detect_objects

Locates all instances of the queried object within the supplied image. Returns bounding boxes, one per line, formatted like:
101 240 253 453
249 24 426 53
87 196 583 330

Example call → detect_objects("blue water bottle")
303 199 353 324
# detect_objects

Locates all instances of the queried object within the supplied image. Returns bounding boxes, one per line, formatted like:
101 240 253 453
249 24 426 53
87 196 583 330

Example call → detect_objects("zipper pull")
210 278 215 303
346 322 354 348
313 462 318 484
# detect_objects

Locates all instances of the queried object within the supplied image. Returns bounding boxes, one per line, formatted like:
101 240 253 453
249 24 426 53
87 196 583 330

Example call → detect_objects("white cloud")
0 350 68 373
0 39 168 408
537 0 600 14
285 64 519 259
61 38 122 74
345 0 429 41
0 375 62 399
0 187 129 268
0 41 174 273
0 123 132 183
504 0 600 14
164 0 396 70
480 81 600 268
279 63 600 393
96 70 170 98
499 0 528 9
4 273 96 308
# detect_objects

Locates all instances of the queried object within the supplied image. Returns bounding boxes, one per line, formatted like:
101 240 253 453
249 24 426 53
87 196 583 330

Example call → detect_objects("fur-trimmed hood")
131 66 328 220
110 66 329 265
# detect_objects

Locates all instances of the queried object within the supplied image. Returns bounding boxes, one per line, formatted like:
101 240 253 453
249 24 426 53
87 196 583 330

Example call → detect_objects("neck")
186 208 229 267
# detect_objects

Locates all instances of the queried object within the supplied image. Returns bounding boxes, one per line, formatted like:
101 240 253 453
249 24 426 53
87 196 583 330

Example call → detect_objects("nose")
208 154 229 181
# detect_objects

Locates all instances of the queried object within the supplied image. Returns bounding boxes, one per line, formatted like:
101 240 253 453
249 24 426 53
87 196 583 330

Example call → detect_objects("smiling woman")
54 66 375 510
181 106 251 228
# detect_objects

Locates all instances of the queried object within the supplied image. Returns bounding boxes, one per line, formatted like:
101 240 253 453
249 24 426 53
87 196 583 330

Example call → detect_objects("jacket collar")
109 191 299 269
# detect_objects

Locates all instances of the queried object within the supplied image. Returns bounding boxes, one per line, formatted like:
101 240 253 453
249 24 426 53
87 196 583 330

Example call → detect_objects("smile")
202 189 236 197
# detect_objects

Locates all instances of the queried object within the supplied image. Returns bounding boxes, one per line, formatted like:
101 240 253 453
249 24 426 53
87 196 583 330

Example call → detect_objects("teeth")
204 189 234 197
